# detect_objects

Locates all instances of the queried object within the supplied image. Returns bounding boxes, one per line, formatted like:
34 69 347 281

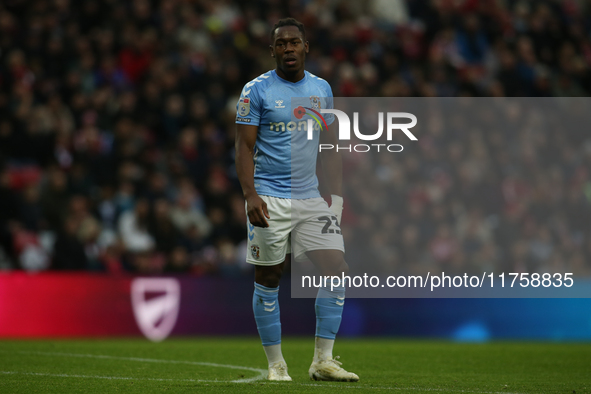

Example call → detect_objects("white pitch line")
0 370 220 383
13 350 266 383
6 351 526 393
0 370 525 394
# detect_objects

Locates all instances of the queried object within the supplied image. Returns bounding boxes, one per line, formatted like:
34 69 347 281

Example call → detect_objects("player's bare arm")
235 123 270 228
318 121 343 197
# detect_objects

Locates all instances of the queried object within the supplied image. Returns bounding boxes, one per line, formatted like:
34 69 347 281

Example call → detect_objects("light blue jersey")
236 70 334 199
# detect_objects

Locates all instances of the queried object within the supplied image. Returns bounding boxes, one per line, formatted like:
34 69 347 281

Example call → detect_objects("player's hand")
246 194 270 228
329 194 343 226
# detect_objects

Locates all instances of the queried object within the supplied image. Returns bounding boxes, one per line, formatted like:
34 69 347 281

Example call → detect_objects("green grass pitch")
0 338 589 393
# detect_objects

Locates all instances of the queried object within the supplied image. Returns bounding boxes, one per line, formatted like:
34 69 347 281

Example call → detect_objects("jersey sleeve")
322 82 335 126
236 82 262 126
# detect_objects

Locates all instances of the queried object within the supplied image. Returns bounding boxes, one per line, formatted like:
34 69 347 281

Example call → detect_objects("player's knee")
331 257 349 276
255 265 283 288
340 260 350 275
321 256 349 276
307 250 348 276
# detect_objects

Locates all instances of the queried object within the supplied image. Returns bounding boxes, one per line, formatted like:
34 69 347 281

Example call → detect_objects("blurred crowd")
341 98 591 277
0 0 590 275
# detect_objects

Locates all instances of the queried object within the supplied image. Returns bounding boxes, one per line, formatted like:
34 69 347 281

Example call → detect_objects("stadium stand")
0 0 589 275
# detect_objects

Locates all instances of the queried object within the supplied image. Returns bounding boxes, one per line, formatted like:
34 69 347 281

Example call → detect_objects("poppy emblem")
294 106 306 119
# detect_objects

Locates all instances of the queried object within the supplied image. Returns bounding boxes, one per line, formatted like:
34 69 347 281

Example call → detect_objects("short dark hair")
270 18 306 42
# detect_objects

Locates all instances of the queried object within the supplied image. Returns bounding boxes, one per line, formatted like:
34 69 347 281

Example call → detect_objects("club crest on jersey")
310 95 321 110
238 98 250 116
250 245 260 260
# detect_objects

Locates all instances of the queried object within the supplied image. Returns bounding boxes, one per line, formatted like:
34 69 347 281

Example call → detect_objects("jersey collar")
272 69 307 85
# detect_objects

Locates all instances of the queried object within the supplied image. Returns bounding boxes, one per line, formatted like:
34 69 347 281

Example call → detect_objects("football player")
235 18 358 382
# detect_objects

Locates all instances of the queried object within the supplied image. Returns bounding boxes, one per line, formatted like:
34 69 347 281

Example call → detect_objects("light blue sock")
315 285 345 339
253 283 281 346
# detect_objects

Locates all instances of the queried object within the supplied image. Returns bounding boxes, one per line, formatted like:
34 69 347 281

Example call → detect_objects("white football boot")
308 356 359 382
267 360 292 381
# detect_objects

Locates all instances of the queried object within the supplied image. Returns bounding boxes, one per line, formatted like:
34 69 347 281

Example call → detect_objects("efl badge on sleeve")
310 95 321 110
238 98 250 116
250 245 260 260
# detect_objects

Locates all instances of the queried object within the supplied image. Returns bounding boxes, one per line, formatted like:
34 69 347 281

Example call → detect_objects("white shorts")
246 196 345 266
